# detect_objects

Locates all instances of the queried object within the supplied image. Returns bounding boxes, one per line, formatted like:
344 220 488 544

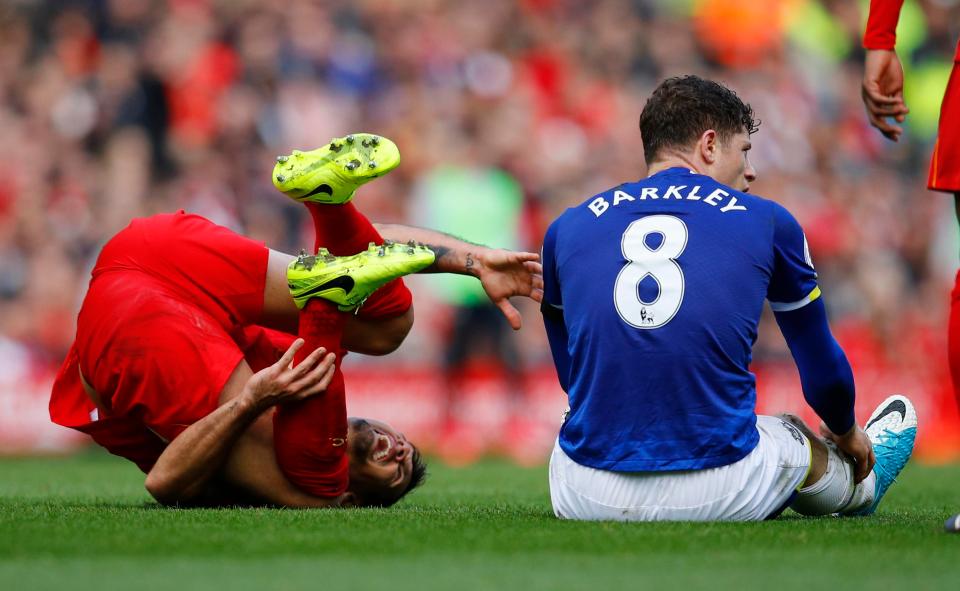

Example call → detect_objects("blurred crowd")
1 0 959 456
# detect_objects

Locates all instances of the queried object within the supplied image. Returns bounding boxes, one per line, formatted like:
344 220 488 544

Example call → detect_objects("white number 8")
614 215 688 329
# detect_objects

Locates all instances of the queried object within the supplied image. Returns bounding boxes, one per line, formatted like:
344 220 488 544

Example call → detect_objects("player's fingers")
867 101 909 117
512 251 540 263
852 452 870 484
288 346 327 379
297 351 335 385
530 288 544 303
866 111 903 141
496 299 523 330
862 83 903 106
532 273 544 291
290 353 336 397
275 338 304 371
301 360 337 398
524 260 543 275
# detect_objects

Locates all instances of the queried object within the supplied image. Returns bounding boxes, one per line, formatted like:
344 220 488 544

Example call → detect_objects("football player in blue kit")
540 76 918 521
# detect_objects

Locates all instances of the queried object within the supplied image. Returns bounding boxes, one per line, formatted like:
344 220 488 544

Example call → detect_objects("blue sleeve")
774 297 856 435
767 203 820 311
540 220 571 393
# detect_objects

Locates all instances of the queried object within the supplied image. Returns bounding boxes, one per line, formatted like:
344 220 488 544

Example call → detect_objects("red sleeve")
863 0 905 50
272 301 350 498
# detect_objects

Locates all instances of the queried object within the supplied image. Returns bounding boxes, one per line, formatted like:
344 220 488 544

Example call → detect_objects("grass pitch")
1 450 958 591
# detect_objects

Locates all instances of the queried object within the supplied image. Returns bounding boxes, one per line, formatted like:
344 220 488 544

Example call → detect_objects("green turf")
1 450 958 590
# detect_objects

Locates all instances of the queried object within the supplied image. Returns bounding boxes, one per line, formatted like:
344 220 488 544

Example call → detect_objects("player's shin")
790 441 876 516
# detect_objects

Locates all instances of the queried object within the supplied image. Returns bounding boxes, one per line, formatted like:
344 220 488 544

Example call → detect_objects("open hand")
242 339 336 410
474 249 544 330
862 49 909 141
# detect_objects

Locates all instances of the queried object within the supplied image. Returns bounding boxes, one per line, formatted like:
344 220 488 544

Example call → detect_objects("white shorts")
549 415 812 522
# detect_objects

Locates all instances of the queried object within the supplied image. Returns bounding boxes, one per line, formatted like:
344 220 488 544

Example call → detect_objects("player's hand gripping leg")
145 340 335 505
819 422 876 484
240 338 336 408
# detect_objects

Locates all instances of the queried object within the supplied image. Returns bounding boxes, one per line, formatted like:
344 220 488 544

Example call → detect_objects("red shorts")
49 212 284 472
928 55 960 193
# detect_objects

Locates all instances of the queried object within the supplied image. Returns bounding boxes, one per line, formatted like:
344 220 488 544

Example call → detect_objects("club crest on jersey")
587 185 748 218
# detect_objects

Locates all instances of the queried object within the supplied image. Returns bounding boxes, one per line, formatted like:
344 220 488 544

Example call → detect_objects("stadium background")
0 0 958 465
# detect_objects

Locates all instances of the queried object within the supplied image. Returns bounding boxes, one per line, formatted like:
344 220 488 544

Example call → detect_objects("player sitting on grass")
540 76 917 521
50 133 543 508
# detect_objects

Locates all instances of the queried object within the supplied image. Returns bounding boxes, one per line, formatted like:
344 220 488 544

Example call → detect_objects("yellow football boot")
272 133 401 204
287 241 435 311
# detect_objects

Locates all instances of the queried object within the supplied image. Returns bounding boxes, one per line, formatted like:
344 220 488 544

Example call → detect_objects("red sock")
273 299 350 498
306 202 384 255
950 270 960 412
304 202 413 321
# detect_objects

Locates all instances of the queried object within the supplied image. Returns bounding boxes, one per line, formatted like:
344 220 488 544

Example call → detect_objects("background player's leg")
951 195 960 410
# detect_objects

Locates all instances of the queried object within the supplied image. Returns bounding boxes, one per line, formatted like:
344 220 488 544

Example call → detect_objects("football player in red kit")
861 0 960 405
50 134 543 507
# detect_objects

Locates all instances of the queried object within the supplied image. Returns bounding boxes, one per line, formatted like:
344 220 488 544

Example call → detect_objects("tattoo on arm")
465 253 476 277
424 245 452 273
420 244 478 277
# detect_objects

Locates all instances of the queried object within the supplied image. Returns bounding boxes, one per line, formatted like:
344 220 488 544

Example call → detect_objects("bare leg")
950 194 960 409
260 250 300 334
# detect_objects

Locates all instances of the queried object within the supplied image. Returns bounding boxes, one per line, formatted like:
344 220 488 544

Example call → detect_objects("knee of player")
144 470 176 505
360 308 414 355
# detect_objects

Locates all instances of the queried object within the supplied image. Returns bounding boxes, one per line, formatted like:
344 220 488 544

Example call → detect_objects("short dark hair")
638 75 759 165
356 446 428 508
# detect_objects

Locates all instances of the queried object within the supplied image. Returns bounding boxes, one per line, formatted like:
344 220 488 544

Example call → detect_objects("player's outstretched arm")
144 340 336 505
373 223 544 329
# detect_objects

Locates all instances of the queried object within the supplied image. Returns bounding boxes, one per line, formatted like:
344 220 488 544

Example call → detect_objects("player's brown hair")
639 75 760 165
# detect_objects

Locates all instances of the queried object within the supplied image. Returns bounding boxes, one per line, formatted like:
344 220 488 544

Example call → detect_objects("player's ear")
337 491 359 508
699 129 718 164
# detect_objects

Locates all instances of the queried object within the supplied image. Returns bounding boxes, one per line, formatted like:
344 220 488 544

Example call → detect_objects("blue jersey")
541 167 820 472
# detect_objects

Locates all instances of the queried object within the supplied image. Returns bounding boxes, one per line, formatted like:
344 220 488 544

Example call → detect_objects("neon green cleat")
287 241 435 311
272 133 401 204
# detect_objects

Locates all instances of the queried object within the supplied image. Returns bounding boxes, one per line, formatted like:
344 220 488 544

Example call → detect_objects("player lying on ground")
540 76 917 521
50 134 543 508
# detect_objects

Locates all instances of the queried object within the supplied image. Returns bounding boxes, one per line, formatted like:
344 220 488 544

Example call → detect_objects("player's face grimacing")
346 417 423 506
713 131 757 192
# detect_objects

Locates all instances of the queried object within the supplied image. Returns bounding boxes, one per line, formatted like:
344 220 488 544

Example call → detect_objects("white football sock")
840 470 876 515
